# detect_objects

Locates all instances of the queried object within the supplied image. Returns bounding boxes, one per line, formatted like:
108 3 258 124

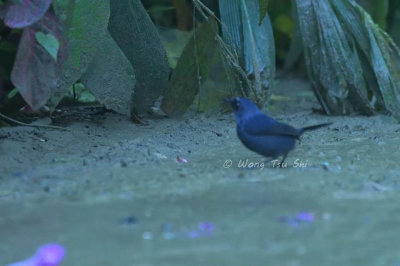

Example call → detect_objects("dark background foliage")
1 0 400 122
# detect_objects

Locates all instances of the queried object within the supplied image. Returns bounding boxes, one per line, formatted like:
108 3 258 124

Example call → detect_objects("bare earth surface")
1 77 400 265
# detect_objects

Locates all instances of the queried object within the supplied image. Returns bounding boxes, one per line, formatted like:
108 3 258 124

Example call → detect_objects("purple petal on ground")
0 0 53 29
33 243 65 266
188 230 200 239
7 243 65 266
198 222 215 232
295 212 314 223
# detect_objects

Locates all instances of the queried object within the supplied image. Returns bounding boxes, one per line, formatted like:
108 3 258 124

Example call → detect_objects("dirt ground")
1 77 400 265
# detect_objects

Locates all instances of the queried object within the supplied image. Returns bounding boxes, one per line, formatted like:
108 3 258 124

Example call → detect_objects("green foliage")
296 0 400 120
159 28 193 68
1 0 400 121
49 0 111 110
80 32 135 117
258 0 269 24
219 0 275 106
10 13 63 110
35 32 59 60
161 18 219 116
108 0 169 114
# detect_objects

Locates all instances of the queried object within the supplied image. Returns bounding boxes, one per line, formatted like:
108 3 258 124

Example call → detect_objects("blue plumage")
228 97 331 164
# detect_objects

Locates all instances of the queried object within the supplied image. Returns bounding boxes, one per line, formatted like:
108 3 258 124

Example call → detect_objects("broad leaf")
219 0 243 66
108 0 169 114
0 0 52 28
47 0 110 110
81 32 135 117
241 0 275 78
10 12 63 109
35 32 59 60
161 18 218 116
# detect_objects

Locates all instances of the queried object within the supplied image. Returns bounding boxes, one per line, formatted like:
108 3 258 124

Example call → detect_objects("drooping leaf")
35 32 59 60
161 18 219 116
47 0 110 110
362 11 400 120
219 0 275 104
81 32 135 117
0 0 53 28
259 0 269 25
219 0 244 66
10 12 63 109
296 0 400 120
296 0 373 115
242 0 275 80
108 0 170 114
196 47 243 112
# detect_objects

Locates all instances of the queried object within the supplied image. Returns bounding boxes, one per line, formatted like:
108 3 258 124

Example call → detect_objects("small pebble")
162 232 175 240
142 232 153 240
121 216 137 225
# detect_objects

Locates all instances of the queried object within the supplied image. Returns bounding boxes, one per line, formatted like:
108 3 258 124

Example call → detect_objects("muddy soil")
1 77 400 266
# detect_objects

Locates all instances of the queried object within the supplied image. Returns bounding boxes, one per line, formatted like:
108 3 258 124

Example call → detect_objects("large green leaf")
108 0 169 114
161 18 219 116
80 32 135 117
35 32 59 61
48 0 110 110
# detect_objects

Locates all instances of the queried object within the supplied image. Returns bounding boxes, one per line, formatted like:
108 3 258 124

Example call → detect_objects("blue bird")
227 97 331 165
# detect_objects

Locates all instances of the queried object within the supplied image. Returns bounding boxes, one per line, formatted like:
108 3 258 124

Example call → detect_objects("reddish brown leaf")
0 0 53 29
11 12 65 109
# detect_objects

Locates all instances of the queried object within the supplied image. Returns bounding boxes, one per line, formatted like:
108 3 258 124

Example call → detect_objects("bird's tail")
300 122 332 134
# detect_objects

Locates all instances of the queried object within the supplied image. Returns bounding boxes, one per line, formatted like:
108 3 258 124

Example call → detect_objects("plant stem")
0 112 69 131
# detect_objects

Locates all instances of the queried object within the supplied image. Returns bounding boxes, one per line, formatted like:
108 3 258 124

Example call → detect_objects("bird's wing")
243 114 301 138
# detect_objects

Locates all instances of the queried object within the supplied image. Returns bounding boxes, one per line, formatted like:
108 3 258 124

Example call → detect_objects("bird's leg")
279 153 288 168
